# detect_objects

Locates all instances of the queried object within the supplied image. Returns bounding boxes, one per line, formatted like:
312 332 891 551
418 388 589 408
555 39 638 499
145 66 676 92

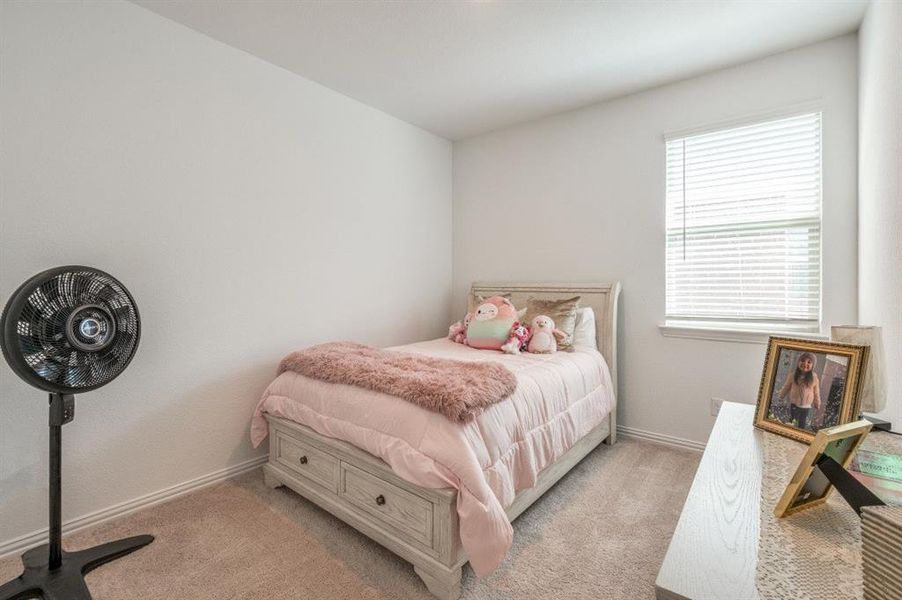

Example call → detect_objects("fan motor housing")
65 304 116 352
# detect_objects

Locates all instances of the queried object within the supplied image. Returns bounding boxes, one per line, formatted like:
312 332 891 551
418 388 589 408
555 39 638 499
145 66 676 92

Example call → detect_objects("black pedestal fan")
0 266 152 600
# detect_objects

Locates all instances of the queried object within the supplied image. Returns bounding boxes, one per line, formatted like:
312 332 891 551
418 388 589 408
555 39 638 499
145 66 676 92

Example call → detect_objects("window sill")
659 324 829 345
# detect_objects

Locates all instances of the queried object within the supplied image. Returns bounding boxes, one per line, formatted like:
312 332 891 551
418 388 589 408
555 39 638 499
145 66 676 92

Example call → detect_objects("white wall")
0 1 451 547
453 36 859 444
859 1 902 429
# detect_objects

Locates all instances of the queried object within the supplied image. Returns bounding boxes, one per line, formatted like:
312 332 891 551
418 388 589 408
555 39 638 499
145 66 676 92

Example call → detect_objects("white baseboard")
618 425 706 452
0 454 267 560
0 429 702 559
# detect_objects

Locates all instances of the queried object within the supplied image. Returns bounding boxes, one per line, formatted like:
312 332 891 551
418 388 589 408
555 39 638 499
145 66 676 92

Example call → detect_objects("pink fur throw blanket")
277 342 517 423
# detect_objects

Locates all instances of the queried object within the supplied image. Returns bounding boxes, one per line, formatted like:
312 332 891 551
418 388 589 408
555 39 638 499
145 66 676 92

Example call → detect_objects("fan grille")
2 267 140 393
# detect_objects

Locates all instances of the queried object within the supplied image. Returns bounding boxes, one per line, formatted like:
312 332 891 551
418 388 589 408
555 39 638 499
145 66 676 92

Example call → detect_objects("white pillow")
571 307 597 349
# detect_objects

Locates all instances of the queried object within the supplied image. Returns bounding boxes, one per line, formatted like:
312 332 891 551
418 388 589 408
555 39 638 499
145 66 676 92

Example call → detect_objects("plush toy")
447 320 464 342
501 321 531 354
466 296 518 350
527 315 566 354
448 312 473 345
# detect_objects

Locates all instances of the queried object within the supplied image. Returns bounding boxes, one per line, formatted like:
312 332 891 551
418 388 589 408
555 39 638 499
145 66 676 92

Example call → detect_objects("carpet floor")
0 438 699 599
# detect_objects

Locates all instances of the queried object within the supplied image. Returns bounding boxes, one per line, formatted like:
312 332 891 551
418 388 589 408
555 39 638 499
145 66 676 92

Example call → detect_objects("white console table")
656 402 764 599
656 401 902 599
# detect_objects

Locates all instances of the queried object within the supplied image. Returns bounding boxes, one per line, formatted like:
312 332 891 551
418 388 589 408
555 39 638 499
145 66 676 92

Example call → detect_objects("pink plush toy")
501 321 531 354
448 312 473 345
527 315 566 354
466 296 518 350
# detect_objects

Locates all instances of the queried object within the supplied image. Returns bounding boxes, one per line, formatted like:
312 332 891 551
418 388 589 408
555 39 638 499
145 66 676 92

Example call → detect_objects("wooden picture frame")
754 337 869 444
774 419 872 517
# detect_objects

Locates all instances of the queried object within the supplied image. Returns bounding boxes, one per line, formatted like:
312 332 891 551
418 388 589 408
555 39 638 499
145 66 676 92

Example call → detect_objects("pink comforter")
250 338 614 576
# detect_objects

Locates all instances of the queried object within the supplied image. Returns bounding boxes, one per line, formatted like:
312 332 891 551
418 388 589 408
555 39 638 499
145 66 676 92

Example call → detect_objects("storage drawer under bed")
265 416 458 564
274 429 340 493
340 462 435 547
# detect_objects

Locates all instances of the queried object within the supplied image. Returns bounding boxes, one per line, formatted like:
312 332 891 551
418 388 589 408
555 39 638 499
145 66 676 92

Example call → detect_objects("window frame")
660 105 825 342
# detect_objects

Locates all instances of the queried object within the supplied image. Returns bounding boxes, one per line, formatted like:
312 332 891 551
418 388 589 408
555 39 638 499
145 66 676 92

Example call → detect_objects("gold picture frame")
754 337 869 444
774 419 872 517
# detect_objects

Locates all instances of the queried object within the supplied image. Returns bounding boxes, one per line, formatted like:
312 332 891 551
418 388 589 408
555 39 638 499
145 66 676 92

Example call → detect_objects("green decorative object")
851 450 902 484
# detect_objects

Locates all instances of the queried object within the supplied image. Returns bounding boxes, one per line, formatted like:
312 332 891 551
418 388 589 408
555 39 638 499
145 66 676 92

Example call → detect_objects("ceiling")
133 1 868 140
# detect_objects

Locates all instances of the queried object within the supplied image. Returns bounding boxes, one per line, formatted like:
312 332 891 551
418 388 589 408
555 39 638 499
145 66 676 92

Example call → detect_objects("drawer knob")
375 494 386 506
299 455 308 465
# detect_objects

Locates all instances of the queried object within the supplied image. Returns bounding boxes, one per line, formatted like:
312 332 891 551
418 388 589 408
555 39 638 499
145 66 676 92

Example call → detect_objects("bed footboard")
263 415 465 598
262 412 612 599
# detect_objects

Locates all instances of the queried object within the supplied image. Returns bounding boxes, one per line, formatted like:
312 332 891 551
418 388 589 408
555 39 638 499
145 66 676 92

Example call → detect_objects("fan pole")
0 391 153 600
48 393 74 570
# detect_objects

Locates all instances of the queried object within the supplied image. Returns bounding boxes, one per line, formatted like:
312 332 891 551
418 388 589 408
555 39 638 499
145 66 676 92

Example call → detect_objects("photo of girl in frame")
755 337 869 444
777 351 822 430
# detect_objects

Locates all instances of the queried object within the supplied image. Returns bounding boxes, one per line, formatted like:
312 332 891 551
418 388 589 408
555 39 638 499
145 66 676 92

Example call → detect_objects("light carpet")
0 438 699 599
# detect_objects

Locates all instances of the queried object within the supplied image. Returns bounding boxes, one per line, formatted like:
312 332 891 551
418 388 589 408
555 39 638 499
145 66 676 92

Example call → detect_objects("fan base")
0 535 153 600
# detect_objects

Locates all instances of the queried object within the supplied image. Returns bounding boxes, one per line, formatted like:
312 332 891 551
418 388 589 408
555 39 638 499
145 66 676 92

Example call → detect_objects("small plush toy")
448 312 473 345
501 321 531 354
527 315 566 354
466 296 518 350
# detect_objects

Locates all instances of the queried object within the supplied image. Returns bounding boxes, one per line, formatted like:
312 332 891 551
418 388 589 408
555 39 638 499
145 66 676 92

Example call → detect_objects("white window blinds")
665 112 822 332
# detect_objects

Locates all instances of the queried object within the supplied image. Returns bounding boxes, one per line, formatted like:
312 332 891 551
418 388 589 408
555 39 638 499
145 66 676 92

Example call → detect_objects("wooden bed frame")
262 282 621 599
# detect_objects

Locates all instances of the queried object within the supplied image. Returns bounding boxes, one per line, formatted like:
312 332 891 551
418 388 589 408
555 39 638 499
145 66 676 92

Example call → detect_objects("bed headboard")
469 281 622 388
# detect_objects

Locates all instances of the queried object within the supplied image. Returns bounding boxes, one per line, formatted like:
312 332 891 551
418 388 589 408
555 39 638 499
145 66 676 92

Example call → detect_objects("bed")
251 282 620 599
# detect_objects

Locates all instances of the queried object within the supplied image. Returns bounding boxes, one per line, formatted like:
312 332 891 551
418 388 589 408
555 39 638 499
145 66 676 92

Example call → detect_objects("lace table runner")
756 431 902 599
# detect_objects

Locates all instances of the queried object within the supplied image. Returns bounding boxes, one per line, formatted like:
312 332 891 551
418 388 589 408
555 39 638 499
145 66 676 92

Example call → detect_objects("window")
665 112 822 333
